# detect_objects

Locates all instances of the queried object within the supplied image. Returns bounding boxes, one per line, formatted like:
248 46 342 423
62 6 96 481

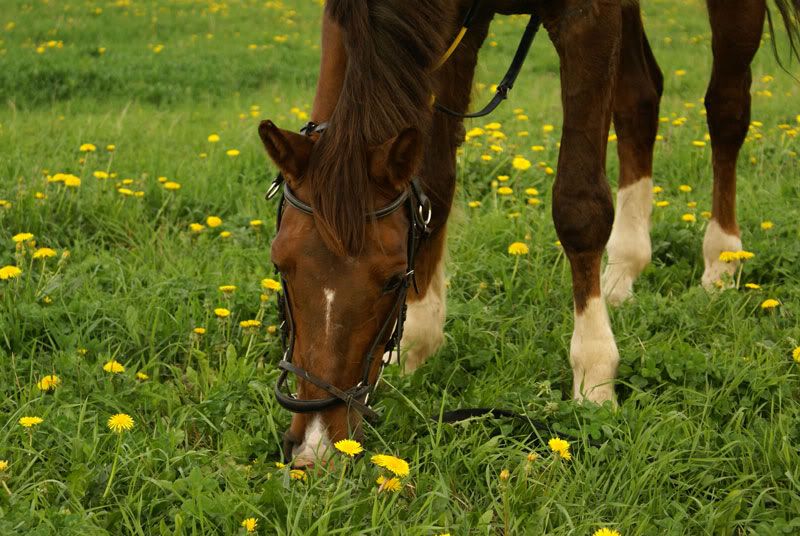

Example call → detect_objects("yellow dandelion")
527 198 541 206
652 186 664 194
655 201 670 207
465 127 485 138
241 518 258 533
106 144 115 151
527 452 538 462
36 374 60 391
497 186 513 196
719 251 739 263
240 319 261 329
499 469 510 481
681 213 696 223
250 219 263 227
792 347 800 363
593 529 621 536
484 122 501 130
33 248 57 259
189 223 205 233
218 285 237 293
678 184 692 192
193 327 207 335
107 413 134 433
0 460 8 471
736 251 755 260
745 283 761 290
761 221 774 230
371 454 409 477
206 216 222 228
497 174 509 182
214 308 231 318
525 187 539 196
19 416 44 427
508 242 529 255
481 154 493 162
79 143 96 152
261 278 281 291
164 181 181 190
760 299 780 309
208 134 220 143
548 437 571 459
289 469 307 481
103 360 125 374
219 231 232 238
701 211 712 219
93 170 109 179
226 149 240 157
0 266 23 280
512 156 531 171
12 232 34 243
376 476 402 493
692 140 706 147
542 124 554 133
468 201 481 208
334 439 364 457
136 372 149 381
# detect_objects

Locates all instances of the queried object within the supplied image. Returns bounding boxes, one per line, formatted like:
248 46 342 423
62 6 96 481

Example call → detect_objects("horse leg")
602 2 663 305
701 0 765 288
543 0 622 404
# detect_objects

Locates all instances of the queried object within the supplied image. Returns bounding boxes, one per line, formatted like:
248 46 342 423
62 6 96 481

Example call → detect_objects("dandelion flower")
218 285 237 293
745 283 761 290
19 416 44 428
193 327 207 335
164 181 181 190
102 359 125 373
692 140 706 147
250 219 263 227
760 299 780 309
508 242 529 255
499 469 510 481
206 216 222 228
652 186 664 194
226 149 240 157
0 266 23 280
79 143 97 152
36 374 60 391
681 213 696 223
678 184 692 193
214 308 231 318
208 134 220 143
0 460 8 471
219 231 232 238
376 475 402 493
593 529 621 536
241 518 257 533
261 278 281 291
371 454 409 477
93 171 109 179
64 175 81 187
497 186 513 196
289 469 306 481
548 437 571 459
525 187 539 196
761 221 774 230
33 248 57 259
107 413 134 433
484 122 501 130
12 232 34 243
334 439 363 457
512 156 531 171
719 251 739 263
189 223 205 233
655 200 669 207
468 201 481 208
136 372 149 381
527 452 538 462
240 319 261 329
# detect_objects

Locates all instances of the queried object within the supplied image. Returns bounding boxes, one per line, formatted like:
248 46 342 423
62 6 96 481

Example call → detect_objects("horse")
258 0 800 467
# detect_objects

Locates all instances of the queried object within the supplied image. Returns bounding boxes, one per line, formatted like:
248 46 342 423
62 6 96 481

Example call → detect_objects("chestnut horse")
259 0 800 466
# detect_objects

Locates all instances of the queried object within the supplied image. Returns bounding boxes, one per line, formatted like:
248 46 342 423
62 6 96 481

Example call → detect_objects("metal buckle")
418 199 432 226
266 174 283 200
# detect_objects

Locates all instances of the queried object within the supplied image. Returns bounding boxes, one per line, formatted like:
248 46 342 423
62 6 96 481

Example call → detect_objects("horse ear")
258 120 314 183
368 128 422 190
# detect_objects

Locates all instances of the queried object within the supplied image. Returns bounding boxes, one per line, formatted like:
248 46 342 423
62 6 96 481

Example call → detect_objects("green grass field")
2 0 800 534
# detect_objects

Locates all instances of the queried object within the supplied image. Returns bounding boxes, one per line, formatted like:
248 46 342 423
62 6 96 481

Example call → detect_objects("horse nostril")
282 431 299 463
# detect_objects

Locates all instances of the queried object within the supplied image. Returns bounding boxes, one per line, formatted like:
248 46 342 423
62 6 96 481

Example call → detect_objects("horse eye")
382 274 405 293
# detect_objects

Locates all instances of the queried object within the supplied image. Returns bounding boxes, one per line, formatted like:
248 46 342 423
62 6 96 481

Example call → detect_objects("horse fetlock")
570 297 619 405
702 219 742 289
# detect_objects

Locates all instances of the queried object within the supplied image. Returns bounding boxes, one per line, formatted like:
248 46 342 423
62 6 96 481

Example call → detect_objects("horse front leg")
544 0 622 404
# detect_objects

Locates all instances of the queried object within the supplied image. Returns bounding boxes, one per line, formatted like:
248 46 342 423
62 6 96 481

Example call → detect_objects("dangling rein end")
433 26 467 71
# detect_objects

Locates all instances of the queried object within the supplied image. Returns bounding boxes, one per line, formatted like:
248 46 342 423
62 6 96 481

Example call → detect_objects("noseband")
266 122 431 421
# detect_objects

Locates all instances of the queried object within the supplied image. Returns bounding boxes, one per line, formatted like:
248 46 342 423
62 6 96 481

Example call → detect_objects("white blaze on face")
602 177 653 305
292 416 332 466
702 219 742 289
323 288 335 339
570 296 619 405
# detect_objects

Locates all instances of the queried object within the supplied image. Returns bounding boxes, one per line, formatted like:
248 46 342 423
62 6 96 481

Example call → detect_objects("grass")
1 0 800 534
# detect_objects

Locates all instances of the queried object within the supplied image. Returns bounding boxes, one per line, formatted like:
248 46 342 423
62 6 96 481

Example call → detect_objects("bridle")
266 122 432 422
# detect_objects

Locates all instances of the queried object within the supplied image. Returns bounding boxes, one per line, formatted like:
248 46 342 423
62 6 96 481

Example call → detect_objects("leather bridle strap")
434 13 542 118
277 361 377 419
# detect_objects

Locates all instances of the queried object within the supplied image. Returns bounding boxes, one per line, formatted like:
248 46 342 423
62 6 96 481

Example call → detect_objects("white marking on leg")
384 255 447 373
602 177 652 305
292 416 331 466
570 296 619 405
701 219 742 289
323 288 335 339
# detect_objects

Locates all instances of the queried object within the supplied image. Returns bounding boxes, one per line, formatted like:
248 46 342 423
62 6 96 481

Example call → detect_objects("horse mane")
305 0 453 256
